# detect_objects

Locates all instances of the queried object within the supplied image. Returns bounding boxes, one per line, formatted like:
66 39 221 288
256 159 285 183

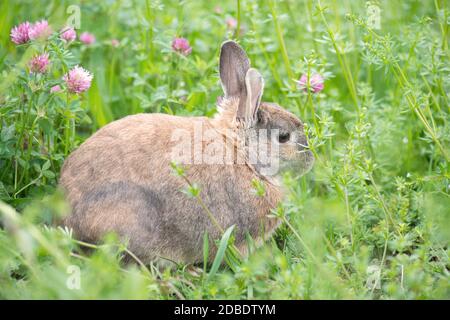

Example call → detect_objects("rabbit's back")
60 113 281 263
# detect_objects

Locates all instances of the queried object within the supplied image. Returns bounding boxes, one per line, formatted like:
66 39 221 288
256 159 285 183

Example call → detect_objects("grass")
0 0 449 299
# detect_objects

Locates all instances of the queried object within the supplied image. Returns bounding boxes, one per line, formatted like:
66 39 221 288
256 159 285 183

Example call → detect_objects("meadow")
0 0 449 299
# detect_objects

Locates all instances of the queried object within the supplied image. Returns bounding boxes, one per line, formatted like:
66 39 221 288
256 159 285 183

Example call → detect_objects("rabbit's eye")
278 132 290 143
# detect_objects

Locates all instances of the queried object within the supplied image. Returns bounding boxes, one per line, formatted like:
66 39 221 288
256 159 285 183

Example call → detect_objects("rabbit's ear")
219 41 263 127
237 68 264 128
219 40 250 99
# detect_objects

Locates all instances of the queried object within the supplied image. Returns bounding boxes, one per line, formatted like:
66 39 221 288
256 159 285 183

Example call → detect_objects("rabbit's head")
217 41 314 178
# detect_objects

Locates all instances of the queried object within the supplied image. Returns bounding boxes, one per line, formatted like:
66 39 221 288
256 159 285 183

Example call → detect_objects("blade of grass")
208 225 235 281
202 231 209 280
268 0 295 86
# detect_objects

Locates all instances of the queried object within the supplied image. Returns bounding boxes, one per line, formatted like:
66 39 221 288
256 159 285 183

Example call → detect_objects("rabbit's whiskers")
295 142 310 150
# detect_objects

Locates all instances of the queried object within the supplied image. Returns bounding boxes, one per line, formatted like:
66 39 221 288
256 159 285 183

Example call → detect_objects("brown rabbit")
59 41 314 264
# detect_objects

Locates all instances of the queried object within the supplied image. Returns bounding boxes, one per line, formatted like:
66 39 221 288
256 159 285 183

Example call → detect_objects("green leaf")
88 80 113 128
202 232 209 279
37 118 52 135
42 160 51 171
42 170 55 179
37 92 49 108
251 178 266 197
208 225 235 281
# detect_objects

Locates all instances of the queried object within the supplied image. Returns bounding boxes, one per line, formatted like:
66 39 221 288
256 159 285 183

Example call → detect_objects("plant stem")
317 0 359 110
236 0 241 39
269 0 295 86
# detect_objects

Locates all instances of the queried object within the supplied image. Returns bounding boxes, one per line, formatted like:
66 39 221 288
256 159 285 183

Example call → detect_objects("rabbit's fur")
60 41 314 264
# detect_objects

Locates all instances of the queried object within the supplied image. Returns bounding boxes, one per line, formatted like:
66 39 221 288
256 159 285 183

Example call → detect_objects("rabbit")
59 40 314 264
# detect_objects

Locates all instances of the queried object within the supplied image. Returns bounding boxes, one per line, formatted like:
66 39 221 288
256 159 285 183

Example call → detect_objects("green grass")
0 0 449 299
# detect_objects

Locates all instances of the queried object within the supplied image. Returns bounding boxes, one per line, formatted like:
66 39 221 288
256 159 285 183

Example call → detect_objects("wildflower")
29 53 50 74
50 85 61 93
297 73 324 93
226 17 237 29
79 32 96 45
60 27 76 43
214 6 223 14
29 20 52 40
10 22 31 44
63 66 93 94
172 37 192 56
111 39 120 47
